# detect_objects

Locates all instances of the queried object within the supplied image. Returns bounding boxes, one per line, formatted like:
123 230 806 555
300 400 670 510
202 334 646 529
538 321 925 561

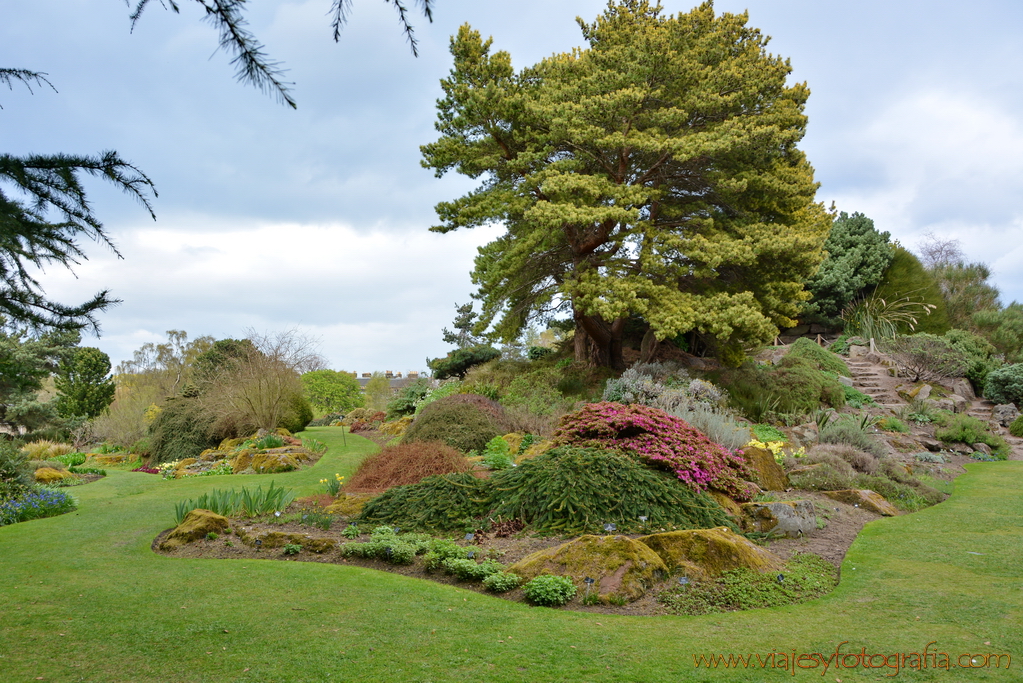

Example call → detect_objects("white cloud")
39 218 504 370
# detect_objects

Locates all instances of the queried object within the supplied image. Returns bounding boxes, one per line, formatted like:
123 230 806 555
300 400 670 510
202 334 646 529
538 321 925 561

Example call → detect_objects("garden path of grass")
1 426 1020 682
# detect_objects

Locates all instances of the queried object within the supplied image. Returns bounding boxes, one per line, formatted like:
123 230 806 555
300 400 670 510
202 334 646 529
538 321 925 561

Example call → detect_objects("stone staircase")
846 358 902 410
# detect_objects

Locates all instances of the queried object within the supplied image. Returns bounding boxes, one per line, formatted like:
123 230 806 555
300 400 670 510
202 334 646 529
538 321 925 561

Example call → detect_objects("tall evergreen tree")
54 347 116 419
421 1 830 368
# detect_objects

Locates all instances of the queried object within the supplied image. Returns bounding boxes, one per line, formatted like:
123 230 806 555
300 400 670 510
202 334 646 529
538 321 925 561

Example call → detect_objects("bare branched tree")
200 329 324 433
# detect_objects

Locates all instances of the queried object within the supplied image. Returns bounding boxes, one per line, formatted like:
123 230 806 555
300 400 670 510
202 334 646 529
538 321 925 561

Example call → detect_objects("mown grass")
0 427 1020 682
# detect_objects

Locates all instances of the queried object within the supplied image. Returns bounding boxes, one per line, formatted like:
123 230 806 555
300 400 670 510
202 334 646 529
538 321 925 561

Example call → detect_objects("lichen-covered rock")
740 500 816 538
636 527 784 579
239 531 336 553
993 404 1020 428
250 452 298 473
508 535 667 604
34 467 71 484
160 509 229 550
230 449 256 473
740 446 790 491
707 491 743 519
821 489 899 516
324 493 374 517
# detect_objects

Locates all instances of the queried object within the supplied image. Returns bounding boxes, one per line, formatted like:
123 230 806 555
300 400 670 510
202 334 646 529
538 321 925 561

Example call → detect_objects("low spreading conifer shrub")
356 446 737 534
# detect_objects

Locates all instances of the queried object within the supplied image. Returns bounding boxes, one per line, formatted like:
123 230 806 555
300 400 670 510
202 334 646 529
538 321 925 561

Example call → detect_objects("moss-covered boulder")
34 467 71 484
325 493 374 517
160 509 229 550
821 489 899 516
508 535 667 604
250 452 299 473
741 446 790 491
707 491 743 519
239 530 336 554
636 528 784 579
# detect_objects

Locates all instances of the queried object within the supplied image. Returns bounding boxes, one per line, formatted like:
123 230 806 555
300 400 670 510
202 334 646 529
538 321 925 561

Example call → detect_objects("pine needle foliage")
488 447 736 535
356 447 736 535
356 472 491 531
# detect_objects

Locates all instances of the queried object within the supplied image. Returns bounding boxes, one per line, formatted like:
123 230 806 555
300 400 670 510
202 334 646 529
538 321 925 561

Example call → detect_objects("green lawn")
1 427 1020 682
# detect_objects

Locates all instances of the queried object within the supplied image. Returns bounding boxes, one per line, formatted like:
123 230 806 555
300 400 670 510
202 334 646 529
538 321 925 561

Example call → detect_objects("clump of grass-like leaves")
173 481 295 524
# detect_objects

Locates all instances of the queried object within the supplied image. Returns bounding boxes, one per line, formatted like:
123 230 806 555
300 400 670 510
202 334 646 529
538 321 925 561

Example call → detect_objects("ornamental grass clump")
553 402 755 501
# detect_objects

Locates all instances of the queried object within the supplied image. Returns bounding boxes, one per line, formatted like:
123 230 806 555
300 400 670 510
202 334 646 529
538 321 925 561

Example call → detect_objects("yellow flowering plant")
744 439 805 463
320 473 344 496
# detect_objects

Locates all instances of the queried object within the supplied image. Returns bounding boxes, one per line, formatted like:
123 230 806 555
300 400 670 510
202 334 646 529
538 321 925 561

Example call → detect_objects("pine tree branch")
0 68 57 109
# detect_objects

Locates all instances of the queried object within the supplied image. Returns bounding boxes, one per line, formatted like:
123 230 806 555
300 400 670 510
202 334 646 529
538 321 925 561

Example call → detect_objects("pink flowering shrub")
552 402 756 501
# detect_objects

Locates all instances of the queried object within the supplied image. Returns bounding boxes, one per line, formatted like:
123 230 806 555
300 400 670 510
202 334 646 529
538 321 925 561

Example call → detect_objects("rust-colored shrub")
345 442 473 493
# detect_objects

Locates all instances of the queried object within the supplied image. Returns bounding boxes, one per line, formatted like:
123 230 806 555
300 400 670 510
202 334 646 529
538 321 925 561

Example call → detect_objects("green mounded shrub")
279 393 314 434
722 358 844 422
1010 415 1023 438
385 379 432 420
148 396 222 465
818 417 887 458
935 414 1009 459
751 424 786 442
483 571 523 593
843 385 876 409
488 446 737 534
944 329 1000 395
442 557 504 581
785 338 850 377
357 446 737 534
403 400 503 454
523 574 577 606
356 472 492 531
422 538 480 571
503 367 565 416
771 357 846 414
877 416 909 433
872 246 950 335
984 364 1023 406
482 436 514 470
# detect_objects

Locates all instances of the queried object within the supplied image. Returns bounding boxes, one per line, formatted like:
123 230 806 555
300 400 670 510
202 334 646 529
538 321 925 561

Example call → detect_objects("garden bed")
154 487 890 616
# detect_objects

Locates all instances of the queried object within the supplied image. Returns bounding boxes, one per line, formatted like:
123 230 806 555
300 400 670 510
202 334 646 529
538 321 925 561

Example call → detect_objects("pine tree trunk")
574 311 626 370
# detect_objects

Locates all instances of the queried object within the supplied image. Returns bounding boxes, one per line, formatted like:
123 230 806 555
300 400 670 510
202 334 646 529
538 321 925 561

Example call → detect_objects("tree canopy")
421 1 830 368
803 212 892 324
54 347 116 419
301 369 364 414
129 0 435 108
1 68 157 333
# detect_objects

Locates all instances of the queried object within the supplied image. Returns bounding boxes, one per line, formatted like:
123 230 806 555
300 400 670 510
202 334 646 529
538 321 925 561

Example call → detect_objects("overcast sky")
6 0 1023 373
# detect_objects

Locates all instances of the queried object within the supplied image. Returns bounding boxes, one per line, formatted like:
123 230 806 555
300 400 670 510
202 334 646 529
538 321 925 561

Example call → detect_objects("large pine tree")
422 1 831 368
